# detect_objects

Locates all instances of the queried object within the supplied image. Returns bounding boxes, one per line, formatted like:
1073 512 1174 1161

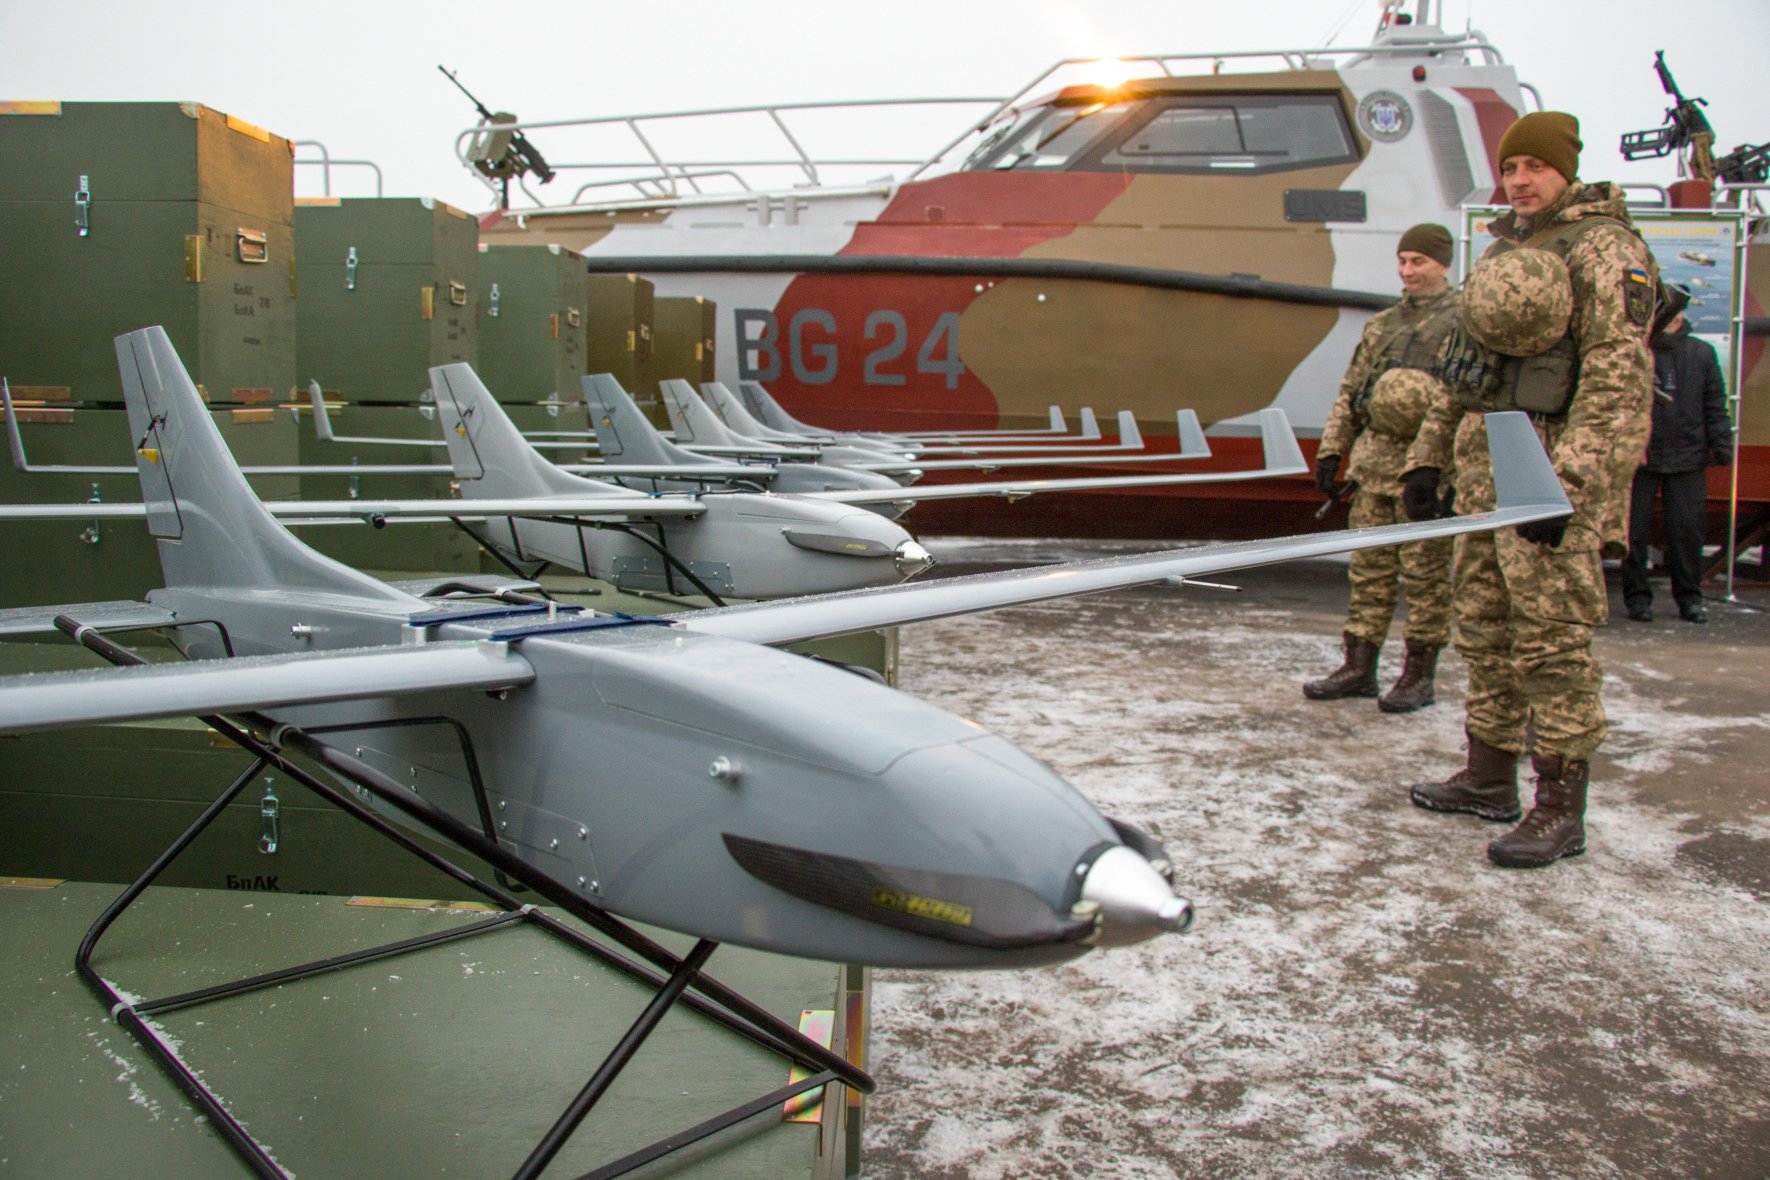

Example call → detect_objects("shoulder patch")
1624 267 1654 327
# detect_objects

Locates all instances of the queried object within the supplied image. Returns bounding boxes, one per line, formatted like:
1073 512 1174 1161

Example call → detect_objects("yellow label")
294 196 342 207
0 876 64 889
0 101 61 116
626 329 636 352
184 234 204 283
870 887 973 927
138 447 161 464
420 286 435 321
225 113 272 143
549 313 560 339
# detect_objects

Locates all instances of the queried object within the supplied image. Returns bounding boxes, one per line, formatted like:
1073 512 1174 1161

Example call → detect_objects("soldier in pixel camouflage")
1401 111 1655 870
1305 224 1459 713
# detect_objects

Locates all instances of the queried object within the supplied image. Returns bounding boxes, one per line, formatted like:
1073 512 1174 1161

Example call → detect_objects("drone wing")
682 412 1569 647
806 409 1292 506
0 494 710 524
0 641 533 734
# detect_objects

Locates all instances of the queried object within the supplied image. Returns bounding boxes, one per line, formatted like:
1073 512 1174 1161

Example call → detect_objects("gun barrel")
438 64 495 121
1654 50 1682 99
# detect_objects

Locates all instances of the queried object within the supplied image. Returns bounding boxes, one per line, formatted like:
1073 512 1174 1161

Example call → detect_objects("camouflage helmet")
1366 367 1441 439
1462 246 1573 356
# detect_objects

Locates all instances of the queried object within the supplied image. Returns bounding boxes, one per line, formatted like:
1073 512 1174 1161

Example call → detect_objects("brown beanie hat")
1496 111 1582 182
1397 223 1453 267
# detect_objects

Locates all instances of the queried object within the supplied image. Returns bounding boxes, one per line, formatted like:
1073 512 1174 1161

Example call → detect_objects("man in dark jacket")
1621 286 1733 623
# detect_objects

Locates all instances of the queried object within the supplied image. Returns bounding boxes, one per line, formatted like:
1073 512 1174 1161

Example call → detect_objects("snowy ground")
862 538 1770 1179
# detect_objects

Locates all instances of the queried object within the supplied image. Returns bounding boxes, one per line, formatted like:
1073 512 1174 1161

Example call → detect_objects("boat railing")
454 98 1002 213
293 140 386 198
458 28 1511 214
907 31 1508 179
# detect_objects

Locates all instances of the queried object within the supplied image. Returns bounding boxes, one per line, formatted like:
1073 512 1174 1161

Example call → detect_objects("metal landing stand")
58 616 872 1180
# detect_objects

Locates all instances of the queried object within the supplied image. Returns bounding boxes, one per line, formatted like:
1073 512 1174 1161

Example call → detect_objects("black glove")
1402 467 1442 522
1314 454 1341 497
1708 443 1733 468
1515 517 1569 548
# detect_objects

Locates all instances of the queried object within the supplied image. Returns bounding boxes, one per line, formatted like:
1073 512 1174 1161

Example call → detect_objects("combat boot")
1378 640 1440 714
1410 732 1520 821
1488 755 1588 868
1303 632 1379 700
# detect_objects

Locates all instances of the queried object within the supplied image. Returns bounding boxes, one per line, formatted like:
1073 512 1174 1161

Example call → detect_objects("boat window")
963 103 1134 171
1090 94 1357 174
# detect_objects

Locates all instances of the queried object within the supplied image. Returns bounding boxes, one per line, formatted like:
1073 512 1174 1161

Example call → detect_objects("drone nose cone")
894 539 934 576
1077 845 1194 947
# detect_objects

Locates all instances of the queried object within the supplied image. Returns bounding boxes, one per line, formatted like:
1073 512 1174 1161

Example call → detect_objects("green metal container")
0 405 299 607
477 243 590 403
0 101 296 406
293 197 479 403
655 294 718 385
586 272 657 420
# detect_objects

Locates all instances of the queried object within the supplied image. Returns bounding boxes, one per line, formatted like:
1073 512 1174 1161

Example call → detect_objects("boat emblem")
1358 90 1413 143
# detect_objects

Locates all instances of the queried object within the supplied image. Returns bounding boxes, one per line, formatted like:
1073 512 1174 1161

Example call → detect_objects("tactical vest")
1351 294 1459 427
1437 213 1655 416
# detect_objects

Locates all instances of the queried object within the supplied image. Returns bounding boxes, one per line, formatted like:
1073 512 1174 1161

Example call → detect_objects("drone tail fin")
660 379 744 447
583 373 705 466
117 327 406 600
430 364 597 499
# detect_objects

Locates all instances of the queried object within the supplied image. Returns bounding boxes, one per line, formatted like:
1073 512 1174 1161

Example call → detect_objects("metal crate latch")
345 246 359 291
74 175 91 237
259 777 280 854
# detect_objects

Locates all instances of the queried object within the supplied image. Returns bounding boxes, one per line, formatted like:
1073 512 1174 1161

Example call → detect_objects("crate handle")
448 280 468 306
236 228 269 264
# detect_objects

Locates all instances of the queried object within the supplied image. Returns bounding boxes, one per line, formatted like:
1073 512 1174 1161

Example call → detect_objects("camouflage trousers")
1344 487 1453 647
1452 527 1608 760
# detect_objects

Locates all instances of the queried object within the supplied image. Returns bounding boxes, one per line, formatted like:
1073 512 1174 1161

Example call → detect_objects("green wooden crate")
0 405 299 607
293 197 479 403
655 294 718 385
0 101 295 406
586 273 657 421
478 242 590 402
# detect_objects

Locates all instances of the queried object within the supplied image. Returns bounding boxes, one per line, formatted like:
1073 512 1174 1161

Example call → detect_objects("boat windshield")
961 92 1357 175
965 103 1134 171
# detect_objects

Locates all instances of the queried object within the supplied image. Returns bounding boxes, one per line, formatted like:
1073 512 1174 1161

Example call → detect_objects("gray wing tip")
1175 409 1210 459
1116 411 1143 449
1258 408 1306 472
1485 411 1573 515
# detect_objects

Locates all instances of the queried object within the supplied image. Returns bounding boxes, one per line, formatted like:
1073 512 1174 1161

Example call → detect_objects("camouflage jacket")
1407 182 1653 546
1321 287 1459 461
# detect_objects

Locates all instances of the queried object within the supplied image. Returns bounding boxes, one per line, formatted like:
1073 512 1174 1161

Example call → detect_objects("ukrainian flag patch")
1625 267 1653 325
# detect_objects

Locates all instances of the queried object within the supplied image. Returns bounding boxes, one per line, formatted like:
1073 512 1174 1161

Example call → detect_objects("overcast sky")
4 0 1766 211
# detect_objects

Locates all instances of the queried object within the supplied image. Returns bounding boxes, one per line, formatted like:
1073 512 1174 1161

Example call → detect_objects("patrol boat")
472 0 1767 542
